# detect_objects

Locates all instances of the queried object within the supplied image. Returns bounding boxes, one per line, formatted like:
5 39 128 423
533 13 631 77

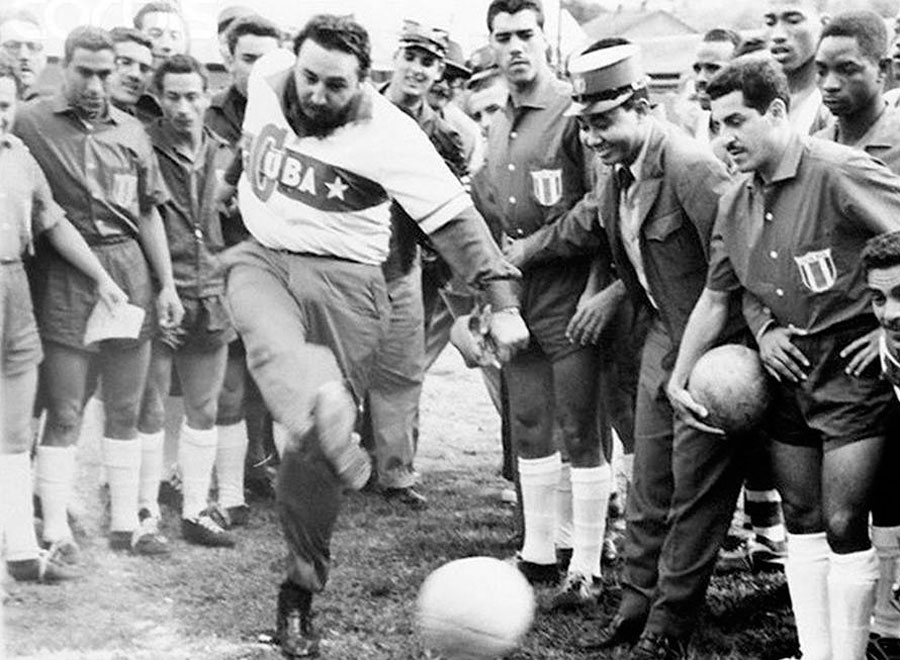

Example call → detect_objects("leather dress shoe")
383 486 428 509
628 633 689 660
576 613 644 650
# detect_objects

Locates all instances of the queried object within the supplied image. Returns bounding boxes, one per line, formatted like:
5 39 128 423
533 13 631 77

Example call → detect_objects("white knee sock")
554 462 573 552
104 438 141 533
0 453 40 561
215 421 248 509
35 445 77 543
570 464 611 579
871 526 900 637
785 532 832 660
829 547 879 660
518 453 561 565
178 423 217 520
138 431 164 519
619 452 634 487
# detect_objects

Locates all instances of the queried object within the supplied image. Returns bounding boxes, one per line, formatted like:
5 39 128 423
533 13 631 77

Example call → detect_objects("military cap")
399 19 450 59
566 44 648 116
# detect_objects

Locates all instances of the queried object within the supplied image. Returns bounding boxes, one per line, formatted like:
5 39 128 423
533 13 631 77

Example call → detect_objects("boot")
277 581 319 658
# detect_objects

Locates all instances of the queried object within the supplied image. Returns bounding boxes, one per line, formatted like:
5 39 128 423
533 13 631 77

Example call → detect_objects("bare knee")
826 508 870 553
44 399 83 447
781 499 823 535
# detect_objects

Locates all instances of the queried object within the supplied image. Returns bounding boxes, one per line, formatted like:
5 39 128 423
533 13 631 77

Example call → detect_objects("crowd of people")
3 0 900 659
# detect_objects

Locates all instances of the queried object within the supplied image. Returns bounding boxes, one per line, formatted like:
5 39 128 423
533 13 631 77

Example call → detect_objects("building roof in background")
582 9 697 40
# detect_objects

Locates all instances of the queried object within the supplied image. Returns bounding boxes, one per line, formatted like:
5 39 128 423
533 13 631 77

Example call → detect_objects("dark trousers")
620 319 745 638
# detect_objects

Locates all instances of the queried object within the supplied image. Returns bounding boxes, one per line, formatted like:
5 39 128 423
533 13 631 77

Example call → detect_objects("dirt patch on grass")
2 349 796 659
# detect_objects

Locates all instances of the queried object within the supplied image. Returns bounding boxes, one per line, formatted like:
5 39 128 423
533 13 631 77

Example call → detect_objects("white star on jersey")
325 176 348 200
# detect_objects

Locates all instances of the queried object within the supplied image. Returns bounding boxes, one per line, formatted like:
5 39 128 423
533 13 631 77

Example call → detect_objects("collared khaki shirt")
13 94 168 241
708 135 900 337
0 134 64 260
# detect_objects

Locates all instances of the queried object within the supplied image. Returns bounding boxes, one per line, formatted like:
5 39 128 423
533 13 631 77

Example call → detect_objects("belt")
0 257 22 265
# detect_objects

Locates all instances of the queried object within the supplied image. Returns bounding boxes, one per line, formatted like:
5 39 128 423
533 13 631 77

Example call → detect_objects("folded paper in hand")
84 302 145 345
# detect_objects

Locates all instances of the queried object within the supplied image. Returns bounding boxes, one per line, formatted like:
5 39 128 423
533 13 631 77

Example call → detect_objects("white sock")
829 548 879 660
871 526 900 637
35 445 77 543
785 532 832 660
178 423 217 520
554 462 573 552
138 431 164 519
272 421 289 459
104 438 141 533
215 422 248 509
518 453 561 565
0 453 40 561
570 464 611 579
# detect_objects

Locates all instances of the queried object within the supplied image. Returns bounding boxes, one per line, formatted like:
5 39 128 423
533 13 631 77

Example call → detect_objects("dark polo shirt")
147 120 232 297
14 94 168 241
709 135 900 338
814 103 900 174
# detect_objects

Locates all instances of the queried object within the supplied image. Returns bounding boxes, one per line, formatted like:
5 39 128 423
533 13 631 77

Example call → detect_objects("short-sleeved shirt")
708 135 900 337
147 120 232 297
814 103 900 175
476 75 589 239
238 54 471 266
0 135 64 260
13 94 168 242
880 333 900 401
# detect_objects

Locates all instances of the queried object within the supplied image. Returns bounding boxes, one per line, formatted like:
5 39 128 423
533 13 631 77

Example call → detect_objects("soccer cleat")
40 539 80 567
157 473 184 511
277 582 319 658
7 548 82 583
313 383 371 491
544 571 603 612
714 537 753 575
225 504 251 527
132 509 171 556
182 511 236 548
382 486 428 510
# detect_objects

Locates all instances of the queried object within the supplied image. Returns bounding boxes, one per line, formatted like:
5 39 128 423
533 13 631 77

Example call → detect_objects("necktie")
617 166 635 195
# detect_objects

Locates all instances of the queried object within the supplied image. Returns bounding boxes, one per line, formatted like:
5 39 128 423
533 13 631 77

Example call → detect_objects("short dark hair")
227 15 281 56
820 10 888 64
703 28 741 49
706 55 791 114
292 15 371 79
862 232 900 273
0 50 23 96
110 26 152 52
153 53 208 93
487 0 544 32
133 2 183 30
581 37 630 56
63 26 115 66
734 36 767 57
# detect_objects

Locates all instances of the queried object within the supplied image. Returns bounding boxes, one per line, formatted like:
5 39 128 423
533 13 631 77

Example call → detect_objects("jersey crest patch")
530 168 563 207
794 248 836 293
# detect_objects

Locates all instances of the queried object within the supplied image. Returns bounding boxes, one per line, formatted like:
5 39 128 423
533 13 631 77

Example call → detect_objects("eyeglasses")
115 56 153 75
2 40 43 54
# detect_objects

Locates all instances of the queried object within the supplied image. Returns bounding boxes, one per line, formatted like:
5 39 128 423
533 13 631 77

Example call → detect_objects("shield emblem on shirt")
111 173 138 209
531 169 563 207
794 248 836 293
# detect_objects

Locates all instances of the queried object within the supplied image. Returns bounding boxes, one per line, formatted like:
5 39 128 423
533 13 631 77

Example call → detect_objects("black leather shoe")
628 633 689 660
277 582 319 658
383 486 428 510
576 614 644 650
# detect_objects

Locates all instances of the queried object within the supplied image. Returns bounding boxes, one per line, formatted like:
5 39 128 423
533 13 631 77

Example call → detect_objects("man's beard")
298 100 354 138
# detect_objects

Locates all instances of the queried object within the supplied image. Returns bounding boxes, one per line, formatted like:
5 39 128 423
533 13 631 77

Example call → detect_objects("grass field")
2 349 799 660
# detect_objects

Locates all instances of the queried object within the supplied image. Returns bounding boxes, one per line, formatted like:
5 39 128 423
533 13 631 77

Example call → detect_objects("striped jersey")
238 50 472 265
